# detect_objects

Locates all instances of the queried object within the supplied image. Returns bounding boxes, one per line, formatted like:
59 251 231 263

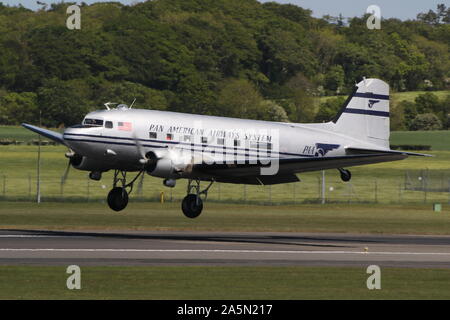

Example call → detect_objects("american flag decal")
118 122 132 131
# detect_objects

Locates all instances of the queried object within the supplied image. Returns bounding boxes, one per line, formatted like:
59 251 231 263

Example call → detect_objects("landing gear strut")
338 168 351 182
181 179 214 219
107 170 144 212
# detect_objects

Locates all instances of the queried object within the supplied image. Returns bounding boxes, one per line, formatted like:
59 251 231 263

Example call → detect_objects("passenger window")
105 121 113 129
217 138 224 145
201 136 208 144
234 139 240 147
166 133 174 141
250 142 259 149
183 135 192 142
149 132 157 139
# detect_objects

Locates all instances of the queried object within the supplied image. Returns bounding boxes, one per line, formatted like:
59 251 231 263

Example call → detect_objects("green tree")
415 92 441 113
315 97 345 122
92 81 168 111
37 79 90 127
0 91 38 125
217 79 263 119
398 100 418 130
390 100 406 131
324 65 345 94
261 100 290 122
410 113 442 130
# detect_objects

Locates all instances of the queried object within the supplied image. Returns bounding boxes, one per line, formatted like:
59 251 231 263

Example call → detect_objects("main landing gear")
338 168 352 182
106 170 144 211
104 169 214 218
181 179 214 219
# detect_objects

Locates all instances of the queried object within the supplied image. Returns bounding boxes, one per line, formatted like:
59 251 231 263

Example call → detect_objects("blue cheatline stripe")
353 92 389 100
62 137 302 159
343 108 389 117
63 133 310 157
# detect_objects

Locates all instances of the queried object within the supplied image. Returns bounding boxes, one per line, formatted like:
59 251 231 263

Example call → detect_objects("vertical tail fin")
333 78 390 148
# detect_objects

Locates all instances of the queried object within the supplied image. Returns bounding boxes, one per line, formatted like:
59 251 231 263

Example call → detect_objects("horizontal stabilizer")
346 147 433 157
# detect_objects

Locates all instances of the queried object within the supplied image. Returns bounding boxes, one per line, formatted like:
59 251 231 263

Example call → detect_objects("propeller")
132 133 158 169
61 149 77 186
60 160 71 185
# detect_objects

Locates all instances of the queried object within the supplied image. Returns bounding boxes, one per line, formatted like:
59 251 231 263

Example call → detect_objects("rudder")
333 78 390 148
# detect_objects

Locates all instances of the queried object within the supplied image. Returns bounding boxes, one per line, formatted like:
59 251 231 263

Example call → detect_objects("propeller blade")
132 133 147 162
61 160 71 185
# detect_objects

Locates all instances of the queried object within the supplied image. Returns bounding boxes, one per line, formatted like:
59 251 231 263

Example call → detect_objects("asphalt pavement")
1 229 449 267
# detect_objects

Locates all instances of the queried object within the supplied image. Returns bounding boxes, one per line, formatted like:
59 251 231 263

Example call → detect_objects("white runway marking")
0 248 449 256
0 235 63 238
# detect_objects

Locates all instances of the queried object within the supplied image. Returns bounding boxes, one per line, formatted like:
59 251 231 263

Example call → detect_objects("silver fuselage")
62 108 387 177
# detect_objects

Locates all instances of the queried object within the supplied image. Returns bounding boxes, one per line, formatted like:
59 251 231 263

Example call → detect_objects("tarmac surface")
0 229 450 268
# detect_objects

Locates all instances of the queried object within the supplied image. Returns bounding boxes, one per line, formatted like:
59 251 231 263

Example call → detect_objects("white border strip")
0 248 449 256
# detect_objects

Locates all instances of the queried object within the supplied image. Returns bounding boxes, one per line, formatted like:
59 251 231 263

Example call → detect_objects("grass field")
392 90 450 102
1 145 449 205
0 125 61 142
0 127 449 301
390 131 450 151
0 265 449 299
0 202 448 234
0 125 449 205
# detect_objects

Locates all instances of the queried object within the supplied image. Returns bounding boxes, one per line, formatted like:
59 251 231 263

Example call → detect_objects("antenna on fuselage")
104 102 118 110
129 98 136 109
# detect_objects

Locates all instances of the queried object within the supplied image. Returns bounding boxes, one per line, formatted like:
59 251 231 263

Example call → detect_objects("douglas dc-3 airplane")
22 78 429 218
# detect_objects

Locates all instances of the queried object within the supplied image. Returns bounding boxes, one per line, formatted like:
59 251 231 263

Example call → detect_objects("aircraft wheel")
340 169 351 182
181 194 203 219
107 187 129 211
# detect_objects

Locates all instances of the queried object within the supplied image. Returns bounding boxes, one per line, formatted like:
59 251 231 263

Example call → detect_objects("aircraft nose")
62 126 102 155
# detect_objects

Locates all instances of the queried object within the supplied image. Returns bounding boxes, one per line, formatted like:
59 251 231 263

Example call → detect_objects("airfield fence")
0 170 449 205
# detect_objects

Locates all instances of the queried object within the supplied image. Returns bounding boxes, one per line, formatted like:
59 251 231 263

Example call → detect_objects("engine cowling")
70 155 111 172
145 150 192 179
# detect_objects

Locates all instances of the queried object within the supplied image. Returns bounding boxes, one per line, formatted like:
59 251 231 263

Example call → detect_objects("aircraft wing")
193 152 410 184
213 174 300 185
21 123 66 146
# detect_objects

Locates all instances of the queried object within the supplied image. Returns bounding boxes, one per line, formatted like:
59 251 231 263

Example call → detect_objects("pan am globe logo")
314 143 340 157
368 99 380 108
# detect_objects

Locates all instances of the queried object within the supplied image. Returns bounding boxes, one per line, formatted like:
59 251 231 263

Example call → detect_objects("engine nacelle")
70 155 110 172
146 157 179 178
145 150 191 179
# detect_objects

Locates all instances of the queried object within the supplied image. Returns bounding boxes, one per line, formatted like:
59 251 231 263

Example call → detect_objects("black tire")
340 169 352 182
181 194 203 218
107 187 129 211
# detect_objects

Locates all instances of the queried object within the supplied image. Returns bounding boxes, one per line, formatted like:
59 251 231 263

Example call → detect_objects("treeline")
317 92 450 130
0 0 449 128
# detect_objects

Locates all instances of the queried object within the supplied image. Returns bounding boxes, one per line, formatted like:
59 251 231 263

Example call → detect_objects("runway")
1 229 450 268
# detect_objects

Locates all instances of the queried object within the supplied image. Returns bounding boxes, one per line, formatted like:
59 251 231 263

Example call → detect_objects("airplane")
22 78 430 218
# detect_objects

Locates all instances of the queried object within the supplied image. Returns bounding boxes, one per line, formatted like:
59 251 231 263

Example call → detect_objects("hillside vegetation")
0 0 449 130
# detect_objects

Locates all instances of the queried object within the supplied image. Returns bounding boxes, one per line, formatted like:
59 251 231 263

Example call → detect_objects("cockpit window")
83 118 103 127
105 121 113 129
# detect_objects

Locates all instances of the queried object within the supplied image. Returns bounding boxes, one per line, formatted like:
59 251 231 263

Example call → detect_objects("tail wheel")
339 169 352 182
107 187 129 211
181 194 203 218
